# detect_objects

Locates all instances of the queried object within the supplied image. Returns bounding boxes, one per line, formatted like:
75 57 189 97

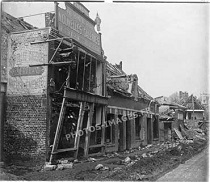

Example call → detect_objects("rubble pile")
42 160 74 171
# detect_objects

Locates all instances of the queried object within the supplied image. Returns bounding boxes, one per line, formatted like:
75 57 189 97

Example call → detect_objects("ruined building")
2 2 160 163
105 62 159 152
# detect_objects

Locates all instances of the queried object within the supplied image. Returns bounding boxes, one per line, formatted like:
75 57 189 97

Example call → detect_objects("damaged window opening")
48 37 106 160
50 99 80 150
135 115 141 140
153 116 159 139
50 41 98 94
164 123 172 141
90 105 103 146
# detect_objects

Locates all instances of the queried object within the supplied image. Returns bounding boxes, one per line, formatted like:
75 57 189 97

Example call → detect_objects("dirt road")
156 148 208 182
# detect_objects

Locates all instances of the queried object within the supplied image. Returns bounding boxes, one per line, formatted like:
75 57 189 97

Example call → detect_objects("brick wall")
5 95 47 161
5 28 50 162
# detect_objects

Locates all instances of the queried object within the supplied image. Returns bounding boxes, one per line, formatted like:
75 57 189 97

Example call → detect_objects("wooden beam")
52 148 76 154
84 103 94 158
82 54 87 91
76 51 80 89
49 38 63 64
89 57 92 92
74 102 85 159
114 108 119 149
29 61 75 67
64 87 108 105
49 96 66 163
101 106 106 154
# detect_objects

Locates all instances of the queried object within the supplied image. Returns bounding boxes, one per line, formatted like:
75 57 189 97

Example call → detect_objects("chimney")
119 61 122 70
132 74 138 101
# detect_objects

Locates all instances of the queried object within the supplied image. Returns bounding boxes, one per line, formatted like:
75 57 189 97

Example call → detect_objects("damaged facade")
1 11 37 162
155 96 186 142
2 2 160 163
181 95 205 129
105 62 160 153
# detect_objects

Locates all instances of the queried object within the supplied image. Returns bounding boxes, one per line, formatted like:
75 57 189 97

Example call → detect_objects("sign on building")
7 29 49 96
57 2 101 55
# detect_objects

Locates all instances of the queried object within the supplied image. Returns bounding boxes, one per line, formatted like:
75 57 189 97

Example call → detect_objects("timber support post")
84 103 94 158
49 96 67 163
74 102 85 159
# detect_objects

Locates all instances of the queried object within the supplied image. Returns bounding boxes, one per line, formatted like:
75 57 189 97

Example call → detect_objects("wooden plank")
89 57 92 92
64 87 108 105
82 54 87 91
52 148 77 154
84 103 94 158
50 96 66 162
122 110 127 151
174 128 184 140
49 38 63 64
114 108 119 149
89 144 105 148
74 102 85 159
75 51 80 89
101 106 106 154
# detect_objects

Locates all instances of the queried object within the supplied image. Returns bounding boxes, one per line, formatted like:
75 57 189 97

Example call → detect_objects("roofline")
186 109 204 112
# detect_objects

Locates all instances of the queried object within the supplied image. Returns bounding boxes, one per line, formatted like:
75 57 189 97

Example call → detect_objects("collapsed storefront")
5 2 108 162
104 62 160 153
157 102 186 142
4 2 160 163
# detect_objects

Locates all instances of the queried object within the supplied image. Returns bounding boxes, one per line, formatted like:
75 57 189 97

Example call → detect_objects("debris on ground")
101 166 109 171
43 164 57 171
4 126 207 181
130 172 146 180
60 163 73 169
127 161 135 167
73 159 79 163
88 157 97 162
142 153 147 158
58 159 68 164
114 152 120 156
124 157 131 163
56 164 64 171
95 164 104 170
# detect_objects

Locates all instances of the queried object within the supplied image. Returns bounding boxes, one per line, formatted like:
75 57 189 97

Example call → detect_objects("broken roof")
1 11 35 33
182 95 204 110
106 61 153 101
155 96 186 110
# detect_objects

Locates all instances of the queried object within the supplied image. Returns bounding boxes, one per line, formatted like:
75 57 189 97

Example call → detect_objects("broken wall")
5 28 49 161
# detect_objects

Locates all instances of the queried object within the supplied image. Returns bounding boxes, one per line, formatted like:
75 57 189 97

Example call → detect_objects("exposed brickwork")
4 29 50 162
4 95 47 161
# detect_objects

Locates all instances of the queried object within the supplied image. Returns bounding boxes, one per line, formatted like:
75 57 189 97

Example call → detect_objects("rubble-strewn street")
1 2 209 181
1 133 207 181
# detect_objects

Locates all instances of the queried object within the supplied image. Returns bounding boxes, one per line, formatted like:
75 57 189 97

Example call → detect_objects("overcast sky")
2 2 209 98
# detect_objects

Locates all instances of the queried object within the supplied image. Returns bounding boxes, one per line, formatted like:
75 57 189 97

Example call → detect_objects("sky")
2 2 209 98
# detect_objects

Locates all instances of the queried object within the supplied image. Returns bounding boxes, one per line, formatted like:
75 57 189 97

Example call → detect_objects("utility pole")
192 94 194 120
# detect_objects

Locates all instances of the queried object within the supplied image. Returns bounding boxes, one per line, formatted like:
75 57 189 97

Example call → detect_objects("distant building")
179 91 189 101
155 96 186 142
200 93 209 107
182 95 205 129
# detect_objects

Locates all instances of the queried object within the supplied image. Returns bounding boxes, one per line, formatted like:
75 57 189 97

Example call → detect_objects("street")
157 148 208 182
